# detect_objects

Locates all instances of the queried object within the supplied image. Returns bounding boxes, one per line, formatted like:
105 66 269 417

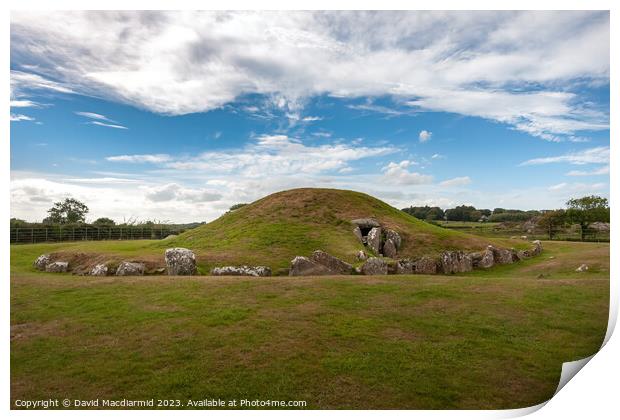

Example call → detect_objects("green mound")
168 188 502 273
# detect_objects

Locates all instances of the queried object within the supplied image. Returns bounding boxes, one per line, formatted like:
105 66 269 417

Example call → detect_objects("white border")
3 1 617 419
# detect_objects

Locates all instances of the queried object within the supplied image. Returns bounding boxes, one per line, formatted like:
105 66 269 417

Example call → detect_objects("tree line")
402 195 610 241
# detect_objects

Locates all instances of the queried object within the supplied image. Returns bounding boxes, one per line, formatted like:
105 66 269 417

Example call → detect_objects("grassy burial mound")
167 188 519 274
18 188 532 276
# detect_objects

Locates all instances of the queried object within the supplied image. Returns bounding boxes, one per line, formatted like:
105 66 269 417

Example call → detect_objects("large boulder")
115 262 145 276
351 218 381 229
90 264 108 276
367 227 382 255
289 256 332 276
470 247 494 269
310 250 353 275
45 261 68 273
531 240 543 256
34 254 51 271
385 230 402 249
413 257 438 274
395 259 414 274
361 257 388 275
165 247 197 275
439 251 473 274
490 247 514 264
211 266 271 277
382 239 398 258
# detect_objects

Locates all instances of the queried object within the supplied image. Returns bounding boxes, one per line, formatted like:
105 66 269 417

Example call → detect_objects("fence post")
45 228 48 242
72 227 75 242
32 228 34 243
16 228 19 243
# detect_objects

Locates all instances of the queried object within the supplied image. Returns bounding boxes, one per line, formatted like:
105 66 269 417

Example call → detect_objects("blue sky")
10 11 610 223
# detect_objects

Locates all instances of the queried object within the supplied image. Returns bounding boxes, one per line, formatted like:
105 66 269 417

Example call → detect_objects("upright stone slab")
165 247 197 275
439 251 473 274
116 262 145 276
383 239 398 258
34 254 51 271
413 257 438 274
361 257 388 275
385 229 402 249
90 264 108 276
45 261 68 273
310 250 353 275
289 256 332 276
367 227 382 255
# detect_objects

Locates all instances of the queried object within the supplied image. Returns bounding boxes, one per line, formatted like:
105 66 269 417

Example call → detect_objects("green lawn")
10 241 609 409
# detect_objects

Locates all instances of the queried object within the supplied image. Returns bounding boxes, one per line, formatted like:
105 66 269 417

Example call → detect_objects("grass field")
10 240 609 409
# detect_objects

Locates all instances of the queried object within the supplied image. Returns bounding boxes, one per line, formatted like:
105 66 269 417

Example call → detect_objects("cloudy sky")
10 11 610 223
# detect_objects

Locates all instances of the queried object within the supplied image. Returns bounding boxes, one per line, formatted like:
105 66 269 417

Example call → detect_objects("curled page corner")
553 355 595 396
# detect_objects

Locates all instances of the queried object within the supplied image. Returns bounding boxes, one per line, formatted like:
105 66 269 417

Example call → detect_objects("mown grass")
10 241 609 409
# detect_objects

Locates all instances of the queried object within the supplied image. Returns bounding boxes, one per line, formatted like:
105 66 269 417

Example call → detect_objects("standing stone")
165 247 197 275
439 251 473 274
531 240 543 256
45 261 69 273
353 226 363 243
361 257 388 275
34 254 51 271
413 257 438 274
385 230 402 249
289 256 332 276
310 250 353 275
470 247 495 269
367 227 382 255
395 259 414 274
90 264 108 276
383 239 398 258
490 247 514 264
115 262 145 276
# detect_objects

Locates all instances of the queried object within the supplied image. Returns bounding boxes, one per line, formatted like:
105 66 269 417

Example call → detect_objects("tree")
228 203 248 212
566 195 610 241
46 198 89 224
92 217 115 226
537 210 566 240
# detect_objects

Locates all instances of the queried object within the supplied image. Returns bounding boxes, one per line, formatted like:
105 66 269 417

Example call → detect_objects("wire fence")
10 226 183 244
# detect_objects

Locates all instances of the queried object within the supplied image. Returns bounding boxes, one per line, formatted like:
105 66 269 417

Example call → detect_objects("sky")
10 10 610 223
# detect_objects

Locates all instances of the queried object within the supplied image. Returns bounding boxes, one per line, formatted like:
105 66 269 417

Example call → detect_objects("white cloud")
439 176 471 187
143 183 222 203
10 11 609 140
566 165 609 176
520 146 609 166
106 154 171 163
548 182 606 193
382 161 433 185
10 113 35 122
10 99 40 107
75 111 112 121
88 121 128 130
419 130 432 143
431 153 445 159
301 116 322 122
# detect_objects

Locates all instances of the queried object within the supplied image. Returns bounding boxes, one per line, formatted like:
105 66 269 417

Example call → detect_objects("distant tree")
479 209 492 217
445 205 478 222
402 206 444 221
493 208 506 215
10 218 28 228
537 210 566 240
46 198 89 224
566 195 610 241
92 217 116 226
228 203 248 212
